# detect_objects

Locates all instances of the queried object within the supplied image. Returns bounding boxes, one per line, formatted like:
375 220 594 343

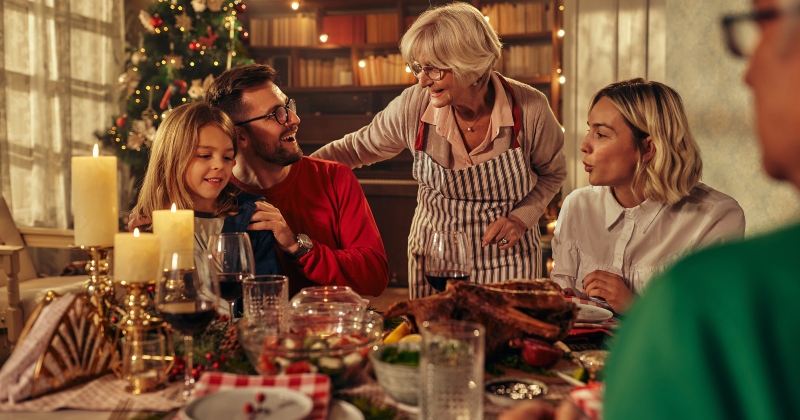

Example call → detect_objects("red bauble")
241 30 249 40
235 2 247 13
115 114 128 128
189 41 200 51
150 15 163 28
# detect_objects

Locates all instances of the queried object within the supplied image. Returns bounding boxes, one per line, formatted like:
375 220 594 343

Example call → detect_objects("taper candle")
72 144 118 246
114 228 160 283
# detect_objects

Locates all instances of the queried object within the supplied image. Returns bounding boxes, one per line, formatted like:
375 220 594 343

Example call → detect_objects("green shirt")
604 223 800 420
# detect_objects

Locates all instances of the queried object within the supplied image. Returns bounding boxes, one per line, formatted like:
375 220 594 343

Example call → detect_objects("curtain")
0 0 124 229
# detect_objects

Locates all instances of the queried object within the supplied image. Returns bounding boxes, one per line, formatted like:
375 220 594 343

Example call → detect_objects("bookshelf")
243 0 563 286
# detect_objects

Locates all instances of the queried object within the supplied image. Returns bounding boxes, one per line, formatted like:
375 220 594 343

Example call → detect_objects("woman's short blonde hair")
590 78 703 205
133 102 239 222
400 2 502 87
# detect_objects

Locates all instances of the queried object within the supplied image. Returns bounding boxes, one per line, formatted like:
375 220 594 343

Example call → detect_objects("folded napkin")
570 382 604 420
566 296 618 335
191 372 332 420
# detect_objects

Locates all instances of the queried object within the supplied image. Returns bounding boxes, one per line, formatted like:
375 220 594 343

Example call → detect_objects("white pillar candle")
114 228 160 283
72 144 118 246
152 204 194 269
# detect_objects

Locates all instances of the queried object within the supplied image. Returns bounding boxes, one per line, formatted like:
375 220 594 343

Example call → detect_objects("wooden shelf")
283 84 412 93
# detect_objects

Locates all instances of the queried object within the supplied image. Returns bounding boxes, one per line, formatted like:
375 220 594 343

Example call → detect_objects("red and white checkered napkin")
192 372 332 420
570 382 604 420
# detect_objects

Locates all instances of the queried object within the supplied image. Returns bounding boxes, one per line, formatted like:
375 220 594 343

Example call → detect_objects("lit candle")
114 228 160 283
72 144 118 246
151 203 194 268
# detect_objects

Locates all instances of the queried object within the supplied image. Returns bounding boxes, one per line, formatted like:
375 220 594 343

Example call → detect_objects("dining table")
0 296 614 420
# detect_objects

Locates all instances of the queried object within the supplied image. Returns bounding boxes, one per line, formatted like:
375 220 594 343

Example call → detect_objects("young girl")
131 101 279 275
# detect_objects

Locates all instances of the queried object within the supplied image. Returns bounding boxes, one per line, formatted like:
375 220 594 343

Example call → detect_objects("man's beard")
252 136 303 167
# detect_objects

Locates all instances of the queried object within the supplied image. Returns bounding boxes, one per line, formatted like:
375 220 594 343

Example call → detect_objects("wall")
562 0 800 235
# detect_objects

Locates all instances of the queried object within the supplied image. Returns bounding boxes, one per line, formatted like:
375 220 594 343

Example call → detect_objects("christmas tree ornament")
116 114 128 128
150 15 163 28
174 13 193 31
207 0 223 12
234 2 246 14
189 41 201 51
139 10 155 33
164 54 184 70
188 79 205 100
198 27 219 49
131 50 147 66
191 0 207 13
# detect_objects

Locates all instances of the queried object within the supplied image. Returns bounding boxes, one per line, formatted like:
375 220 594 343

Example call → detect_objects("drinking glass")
243 274 289 326
424 231 471 292
155 251 220 400
206 232 255 319
419 320 485 420
121 334 168 394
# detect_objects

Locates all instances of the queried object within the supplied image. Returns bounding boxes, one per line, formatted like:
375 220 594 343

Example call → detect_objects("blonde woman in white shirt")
551 78 745 313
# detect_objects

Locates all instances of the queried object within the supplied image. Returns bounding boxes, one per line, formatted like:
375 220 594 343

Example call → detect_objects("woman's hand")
247 201 298 253
582 270 633 313
482 215 527 250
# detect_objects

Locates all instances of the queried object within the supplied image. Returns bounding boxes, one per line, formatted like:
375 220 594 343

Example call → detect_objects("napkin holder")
15 291 118 399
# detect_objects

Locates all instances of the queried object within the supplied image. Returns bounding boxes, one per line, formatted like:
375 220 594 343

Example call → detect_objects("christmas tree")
97 0 253 184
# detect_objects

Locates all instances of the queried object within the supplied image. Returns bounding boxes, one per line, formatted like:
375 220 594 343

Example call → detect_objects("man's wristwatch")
288 233 313 260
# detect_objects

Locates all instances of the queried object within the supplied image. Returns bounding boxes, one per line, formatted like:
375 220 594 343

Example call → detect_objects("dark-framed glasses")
721 7 796 58
235 98 296 126
407 61 446 81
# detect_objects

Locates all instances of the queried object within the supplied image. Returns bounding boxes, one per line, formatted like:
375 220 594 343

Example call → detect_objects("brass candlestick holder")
75 244 114 317
113 279 175 394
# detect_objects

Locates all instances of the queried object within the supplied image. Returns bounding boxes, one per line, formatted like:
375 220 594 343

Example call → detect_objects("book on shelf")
481 1 553 35
249 14 317 47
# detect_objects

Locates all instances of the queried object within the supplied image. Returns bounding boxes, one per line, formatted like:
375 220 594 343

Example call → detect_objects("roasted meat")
383 279 577 357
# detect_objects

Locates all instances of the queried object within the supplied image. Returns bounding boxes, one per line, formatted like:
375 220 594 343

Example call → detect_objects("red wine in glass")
160 300 217 336
216 272 248 302
424 270 470 292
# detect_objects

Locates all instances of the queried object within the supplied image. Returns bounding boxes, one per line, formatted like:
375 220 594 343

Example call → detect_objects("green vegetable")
380 347 420 366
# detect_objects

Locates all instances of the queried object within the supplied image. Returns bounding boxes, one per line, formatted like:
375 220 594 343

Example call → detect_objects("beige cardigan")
312 73 566 229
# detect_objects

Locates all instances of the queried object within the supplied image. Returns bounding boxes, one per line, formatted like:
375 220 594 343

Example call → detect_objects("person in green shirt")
501 0 800 419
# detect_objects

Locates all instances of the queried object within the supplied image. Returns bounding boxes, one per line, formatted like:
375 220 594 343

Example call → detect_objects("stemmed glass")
155 251 220 400
424 231 471 292
206 233 255 320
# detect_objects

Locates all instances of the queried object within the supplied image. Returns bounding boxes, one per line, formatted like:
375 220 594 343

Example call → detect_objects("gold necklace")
454 105 487 132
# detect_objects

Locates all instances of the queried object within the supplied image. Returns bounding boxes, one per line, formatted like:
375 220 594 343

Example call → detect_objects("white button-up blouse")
551 183 745 297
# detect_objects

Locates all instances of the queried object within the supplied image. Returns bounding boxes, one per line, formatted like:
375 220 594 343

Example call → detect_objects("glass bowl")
289 285 367 321
238 310 383 388
368 342 421 406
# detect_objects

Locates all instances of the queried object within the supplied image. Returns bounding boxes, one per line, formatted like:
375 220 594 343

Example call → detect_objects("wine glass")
206 232 255 320
424 231 471 292
155 251 220 400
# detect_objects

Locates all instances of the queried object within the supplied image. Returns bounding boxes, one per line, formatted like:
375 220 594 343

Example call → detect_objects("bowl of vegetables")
368 341 421 406
238 310 383 388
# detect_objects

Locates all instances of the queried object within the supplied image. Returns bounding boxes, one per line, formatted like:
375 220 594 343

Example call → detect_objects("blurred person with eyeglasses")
204 64 389 297
600 0 800 419
313 3 566 299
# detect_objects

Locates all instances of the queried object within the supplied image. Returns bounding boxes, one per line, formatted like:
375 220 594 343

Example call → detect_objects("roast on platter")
383 278 578 359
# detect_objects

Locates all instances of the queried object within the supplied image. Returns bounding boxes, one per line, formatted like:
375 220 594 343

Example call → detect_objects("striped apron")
408 80 541 299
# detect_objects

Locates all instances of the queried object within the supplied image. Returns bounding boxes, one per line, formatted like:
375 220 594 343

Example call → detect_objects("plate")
329 399 365 420
180 387 313 420
575 303 613 322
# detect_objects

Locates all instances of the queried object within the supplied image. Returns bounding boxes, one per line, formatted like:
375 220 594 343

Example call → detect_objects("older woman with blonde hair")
551 78 745 313
313 2 566 298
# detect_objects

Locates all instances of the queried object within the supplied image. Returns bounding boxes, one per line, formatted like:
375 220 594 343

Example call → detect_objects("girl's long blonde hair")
132 102 238 222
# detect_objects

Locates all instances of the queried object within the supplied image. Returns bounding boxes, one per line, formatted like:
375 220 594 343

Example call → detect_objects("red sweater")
233 157 389 297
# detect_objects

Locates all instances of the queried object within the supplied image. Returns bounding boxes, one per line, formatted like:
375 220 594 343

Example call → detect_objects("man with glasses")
205 64 389 297
601 1 800 418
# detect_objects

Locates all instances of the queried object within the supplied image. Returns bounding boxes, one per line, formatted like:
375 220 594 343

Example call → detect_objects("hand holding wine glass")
155 252 220 400
424 231 471 292
207 232 255 320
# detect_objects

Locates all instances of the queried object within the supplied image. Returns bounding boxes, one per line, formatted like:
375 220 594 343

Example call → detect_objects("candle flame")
171 203 177 212
92 144 99 157
133 228 140 237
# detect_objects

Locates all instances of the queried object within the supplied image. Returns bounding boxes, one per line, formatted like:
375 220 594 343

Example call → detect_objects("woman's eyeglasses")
235 98 296 126
721 7 798 58
407 61 447 81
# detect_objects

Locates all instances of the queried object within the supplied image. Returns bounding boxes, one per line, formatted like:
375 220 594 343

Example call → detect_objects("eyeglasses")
721 7 797 58
235 98 296 126
407 61 447 81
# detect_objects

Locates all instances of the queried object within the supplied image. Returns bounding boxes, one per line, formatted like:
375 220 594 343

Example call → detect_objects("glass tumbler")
419 320 485 420
243 274 289 326
121 334 168 394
